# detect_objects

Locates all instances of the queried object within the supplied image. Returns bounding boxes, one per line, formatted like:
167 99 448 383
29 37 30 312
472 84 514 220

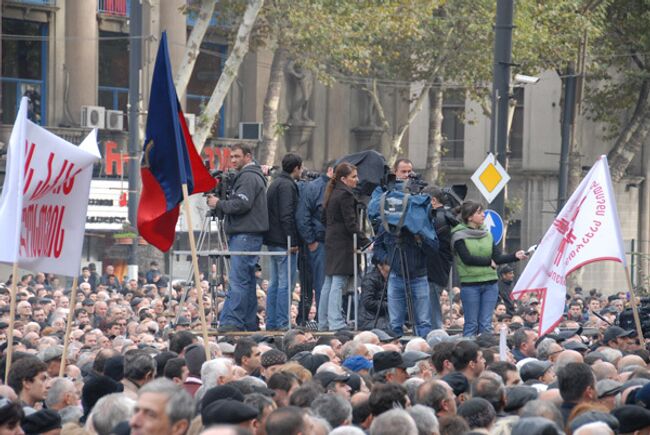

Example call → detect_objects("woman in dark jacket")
318 162 370 331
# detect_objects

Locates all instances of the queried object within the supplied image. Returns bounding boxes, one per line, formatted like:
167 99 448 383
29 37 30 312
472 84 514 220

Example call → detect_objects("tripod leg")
398 248 418 337
372 243 398 329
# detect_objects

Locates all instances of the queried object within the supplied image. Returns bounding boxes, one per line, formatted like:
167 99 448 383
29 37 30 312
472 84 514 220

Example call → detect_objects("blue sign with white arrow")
484 209 504 245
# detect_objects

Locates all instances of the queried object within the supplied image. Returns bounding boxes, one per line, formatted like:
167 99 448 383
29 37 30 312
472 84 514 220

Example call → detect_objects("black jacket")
323 182 370 276
214 164 269 235
264 171 299 247
358 267 389 330
427 207 457 286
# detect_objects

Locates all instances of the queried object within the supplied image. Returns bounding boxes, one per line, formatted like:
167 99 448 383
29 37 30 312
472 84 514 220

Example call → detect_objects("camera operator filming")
206 144 269 332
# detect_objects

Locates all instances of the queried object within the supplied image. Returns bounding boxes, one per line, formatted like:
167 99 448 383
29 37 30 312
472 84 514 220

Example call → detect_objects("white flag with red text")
0 97 100 276
511 155 626 335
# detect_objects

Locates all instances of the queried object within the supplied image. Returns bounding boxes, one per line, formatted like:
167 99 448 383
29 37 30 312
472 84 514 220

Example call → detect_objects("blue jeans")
309 243 326 309
429 282 443 330
460 282 498 337
219 233 263 331
266 246 297 330
387 273 432 337
318 275 349 331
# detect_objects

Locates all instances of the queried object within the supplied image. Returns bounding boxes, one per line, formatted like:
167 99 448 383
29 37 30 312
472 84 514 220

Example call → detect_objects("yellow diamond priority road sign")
471 153 510 203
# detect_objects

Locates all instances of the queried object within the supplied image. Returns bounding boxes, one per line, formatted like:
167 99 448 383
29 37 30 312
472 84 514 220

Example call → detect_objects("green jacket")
451 223 498 284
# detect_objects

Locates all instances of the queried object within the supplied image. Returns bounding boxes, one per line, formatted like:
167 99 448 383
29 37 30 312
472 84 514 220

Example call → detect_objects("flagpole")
181 183 211 361
4 262 19 383
623 266 645 342
59 277 79 378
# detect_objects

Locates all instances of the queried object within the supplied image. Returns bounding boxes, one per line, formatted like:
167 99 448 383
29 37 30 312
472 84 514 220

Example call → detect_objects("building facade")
0 0 648 291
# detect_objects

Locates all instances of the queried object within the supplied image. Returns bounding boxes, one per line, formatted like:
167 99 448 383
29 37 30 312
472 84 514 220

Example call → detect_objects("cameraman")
206 144 269 331
394 158 414 180
295 160 335 323
264 152 303 330
424 187 457 329
373 225 437 338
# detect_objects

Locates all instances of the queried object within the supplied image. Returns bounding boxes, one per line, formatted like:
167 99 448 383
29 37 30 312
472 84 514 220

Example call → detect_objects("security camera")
514 74 540 84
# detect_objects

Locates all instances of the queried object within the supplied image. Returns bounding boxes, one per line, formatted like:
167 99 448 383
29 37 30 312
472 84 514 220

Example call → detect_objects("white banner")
511 155 626 335
0 98 100 276
86 180 129 230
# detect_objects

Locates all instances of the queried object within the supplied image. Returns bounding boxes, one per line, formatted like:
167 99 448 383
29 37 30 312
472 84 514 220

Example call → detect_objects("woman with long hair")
451 200 528 337
318 162 370 331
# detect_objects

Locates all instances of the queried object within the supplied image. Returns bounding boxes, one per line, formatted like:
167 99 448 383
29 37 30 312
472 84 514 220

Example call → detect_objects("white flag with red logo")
511 155 626 335
0 97 100 276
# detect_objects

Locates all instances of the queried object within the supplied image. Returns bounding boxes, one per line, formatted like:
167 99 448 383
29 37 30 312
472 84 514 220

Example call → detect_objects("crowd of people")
1 144 649 434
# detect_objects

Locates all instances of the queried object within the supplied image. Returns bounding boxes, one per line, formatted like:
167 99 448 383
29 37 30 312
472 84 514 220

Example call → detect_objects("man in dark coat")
296 160 334 324
207 143 269 331
425 187 458 329
497 265 516 314
358 262 390 330
264 153 302 330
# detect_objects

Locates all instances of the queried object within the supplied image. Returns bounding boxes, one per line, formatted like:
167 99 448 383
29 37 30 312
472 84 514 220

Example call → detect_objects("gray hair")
88 393 135 435
341 341 368 361
598 348 623 365
330 426 367 435
403 378 425 405
307 415 333 434
59 405 84 425
312 393 353 428
520 400 563 429
370 408 418 435
404 338 429 353
407 405 439 435
124 349 156 381
138 378 195 425
200 357 233 389
536 338 558 361
44 377 76 409
574 421 614 435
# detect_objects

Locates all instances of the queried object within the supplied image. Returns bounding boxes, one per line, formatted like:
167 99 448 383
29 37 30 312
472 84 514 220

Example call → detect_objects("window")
441 88 465 163
509 87 524 161
186 39 226 138
1 18 47 125
98 31 129 129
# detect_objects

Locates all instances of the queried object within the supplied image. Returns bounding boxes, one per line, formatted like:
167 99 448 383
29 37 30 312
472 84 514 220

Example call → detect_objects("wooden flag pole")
4 262 19 384
59 277 79 378
624 266 645 343
181 184 212 361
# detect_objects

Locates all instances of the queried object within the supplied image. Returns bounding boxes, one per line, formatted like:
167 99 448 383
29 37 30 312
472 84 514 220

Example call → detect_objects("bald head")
554 350 583 371
617 354 646 372
592 361 618 381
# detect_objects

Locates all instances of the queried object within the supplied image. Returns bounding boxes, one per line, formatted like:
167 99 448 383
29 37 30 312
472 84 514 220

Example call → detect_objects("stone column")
64 0 99 125
159 0 186 78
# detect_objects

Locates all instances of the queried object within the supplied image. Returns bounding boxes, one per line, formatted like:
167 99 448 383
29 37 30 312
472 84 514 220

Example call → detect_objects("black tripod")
373 233 419 336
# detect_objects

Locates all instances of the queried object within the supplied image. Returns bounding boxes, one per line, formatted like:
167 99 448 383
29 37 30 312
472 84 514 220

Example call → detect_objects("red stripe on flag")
178 111 216 194
137 167 180 252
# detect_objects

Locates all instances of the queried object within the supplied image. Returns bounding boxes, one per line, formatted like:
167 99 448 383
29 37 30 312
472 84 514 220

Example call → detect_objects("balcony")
7 0 56 5
98 0 130 17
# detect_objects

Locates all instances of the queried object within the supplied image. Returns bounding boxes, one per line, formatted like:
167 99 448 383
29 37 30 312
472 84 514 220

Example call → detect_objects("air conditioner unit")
184 113 196 135
81 105 106 129
106 110 124 131
239 122 262 140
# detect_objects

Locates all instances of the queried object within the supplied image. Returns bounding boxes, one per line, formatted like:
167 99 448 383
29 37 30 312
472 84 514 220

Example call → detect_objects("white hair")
366 344 384 356
313 345 334 356
404 338 429 353
331 426 366 435
354 331 379 344
201 357 233 389
573 422 614 435
316 362 345 374
87 393 136 435
44 377 76 409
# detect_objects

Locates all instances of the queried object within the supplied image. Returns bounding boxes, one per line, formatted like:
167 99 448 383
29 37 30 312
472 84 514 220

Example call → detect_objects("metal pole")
128 0 142 277
287 236 292 330
558 63 577 211
490 0 514 217
353 233 358 331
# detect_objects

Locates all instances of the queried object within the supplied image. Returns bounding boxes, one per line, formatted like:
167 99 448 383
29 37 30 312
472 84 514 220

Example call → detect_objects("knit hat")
261 349 287 368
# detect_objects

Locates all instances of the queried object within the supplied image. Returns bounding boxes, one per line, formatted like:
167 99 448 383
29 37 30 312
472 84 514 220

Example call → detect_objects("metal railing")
98 0 130 17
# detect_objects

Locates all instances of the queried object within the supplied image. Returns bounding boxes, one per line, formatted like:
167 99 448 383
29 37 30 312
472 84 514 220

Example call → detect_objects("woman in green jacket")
451 201 528 336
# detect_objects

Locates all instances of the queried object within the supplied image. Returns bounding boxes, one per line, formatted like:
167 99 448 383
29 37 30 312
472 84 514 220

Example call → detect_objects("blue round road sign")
484 209 504 245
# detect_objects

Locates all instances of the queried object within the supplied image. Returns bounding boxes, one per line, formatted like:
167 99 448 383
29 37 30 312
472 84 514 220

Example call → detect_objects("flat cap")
313 371 351 389
604 325 635 344
37 345 63 363
568 411 619 433
441 372 470 397
261 349 287 368
611 405 650 433
373 351 411 372
22 409 62 435
504 386 538 413
596 379 623 399
343 355 373 372
201 399 258 426
520 360 553 382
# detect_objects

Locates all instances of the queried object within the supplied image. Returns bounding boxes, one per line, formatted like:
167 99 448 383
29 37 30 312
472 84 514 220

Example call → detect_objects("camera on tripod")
205 169 237 218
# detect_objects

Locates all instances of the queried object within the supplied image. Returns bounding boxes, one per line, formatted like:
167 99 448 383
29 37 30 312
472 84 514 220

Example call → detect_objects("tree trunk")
425 84 444 183
175 0 217 98
608 79 650 181
387 85 430 167
193 0 265 151
259 47 289 165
